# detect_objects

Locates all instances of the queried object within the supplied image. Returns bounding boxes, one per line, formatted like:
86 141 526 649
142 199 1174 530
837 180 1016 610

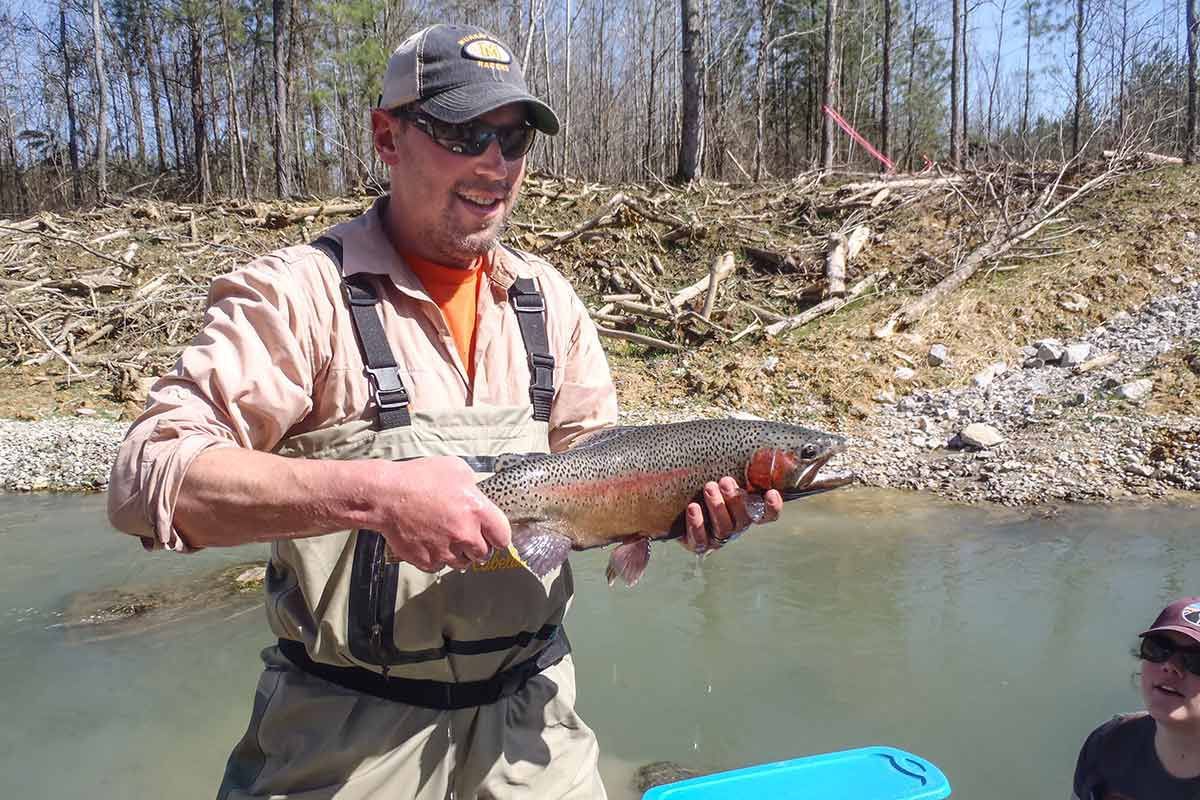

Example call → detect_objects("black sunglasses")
392 109 536 160
1140 634 1200 676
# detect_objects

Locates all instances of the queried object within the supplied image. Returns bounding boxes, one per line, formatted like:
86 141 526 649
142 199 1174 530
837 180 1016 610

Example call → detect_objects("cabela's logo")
1183 603 1200 626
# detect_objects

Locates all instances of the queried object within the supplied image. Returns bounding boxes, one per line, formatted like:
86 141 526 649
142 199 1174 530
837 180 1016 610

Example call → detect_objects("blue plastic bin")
641 745 951 799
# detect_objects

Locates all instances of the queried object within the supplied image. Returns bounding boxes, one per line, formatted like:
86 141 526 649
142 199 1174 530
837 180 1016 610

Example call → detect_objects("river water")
0 488 1196 798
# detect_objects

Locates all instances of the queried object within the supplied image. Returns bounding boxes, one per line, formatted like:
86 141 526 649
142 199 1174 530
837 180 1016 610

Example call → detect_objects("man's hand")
679 477 783 555
373 456 512 573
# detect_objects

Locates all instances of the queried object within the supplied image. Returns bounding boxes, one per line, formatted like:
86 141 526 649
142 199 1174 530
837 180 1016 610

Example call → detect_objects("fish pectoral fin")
605 535 652 588
510 523 573 578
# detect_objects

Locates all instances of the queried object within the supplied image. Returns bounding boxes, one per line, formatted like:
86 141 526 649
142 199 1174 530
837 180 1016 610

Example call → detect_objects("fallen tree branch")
765 270 886 336
670 252 736 309
594 325 683 352
2 297 82 375
872 163 1123 338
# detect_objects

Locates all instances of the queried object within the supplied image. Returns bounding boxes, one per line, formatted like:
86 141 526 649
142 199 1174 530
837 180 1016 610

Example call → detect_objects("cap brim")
421 83 560 135
1140 626 1200 645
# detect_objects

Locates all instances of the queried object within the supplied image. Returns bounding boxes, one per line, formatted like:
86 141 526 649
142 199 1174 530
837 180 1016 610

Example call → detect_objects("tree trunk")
187 12 210 201
950 0 961 167
880 0 892 166
753 0 777 180
141 0 167 172
986 0 1008 145
820 0 837 172
91 0 108 198
218 0 250 198
676 0 703 181
1072 0 1085 157
272 0 292 198
1118 0 1128 138
1187 0 1198 164
961 0 969 155
1022 0 1033 145
60 1 83 204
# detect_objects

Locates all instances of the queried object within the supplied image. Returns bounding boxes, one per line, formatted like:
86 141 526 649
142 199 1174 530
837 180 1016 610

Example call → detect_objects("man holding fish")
106 23 846 799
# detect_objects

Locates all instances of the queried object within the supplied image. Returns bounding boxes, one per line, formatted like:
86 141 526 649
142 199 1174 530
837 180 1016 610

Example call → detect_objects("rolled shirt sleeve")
107 249 328 551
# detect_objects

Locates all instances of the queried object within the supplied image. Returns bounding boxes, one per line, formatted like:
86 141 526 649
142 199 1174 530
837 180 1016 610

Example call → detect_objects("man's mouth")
1154 683 1183 697
457 190 504 212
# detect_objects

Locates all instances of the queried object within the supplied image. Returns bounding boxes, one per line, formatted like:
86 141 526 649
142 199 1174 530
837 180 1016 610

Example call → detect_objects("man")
107 23 781 799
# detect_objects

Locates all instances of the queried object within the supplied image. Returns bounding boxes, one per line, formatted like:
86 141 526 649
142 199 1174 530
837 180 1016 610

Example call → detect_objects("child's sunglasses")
1140 634 1200 676
392 109 536 161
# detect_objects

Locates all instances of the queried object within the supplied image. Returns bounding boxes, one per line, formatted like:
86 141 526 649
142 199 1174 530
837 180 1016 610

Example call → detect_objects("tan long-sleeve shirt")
106 198 618 552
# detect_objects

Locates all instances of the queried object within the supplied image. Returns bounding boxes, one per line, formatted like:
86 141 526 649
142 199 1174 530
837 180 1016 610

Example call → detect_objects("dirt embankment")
1 162 1197 505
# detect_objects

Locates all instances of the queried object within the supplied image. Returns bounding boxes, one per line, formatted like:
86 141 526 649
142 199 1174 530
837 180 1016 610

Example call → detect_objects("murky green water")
0 488 1196 798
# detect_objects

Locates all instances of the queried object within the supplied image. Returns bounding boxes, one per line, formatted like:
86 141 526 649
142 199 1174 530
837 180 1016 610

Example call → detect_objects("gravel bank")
850 277 1200 504
1 278 1197 506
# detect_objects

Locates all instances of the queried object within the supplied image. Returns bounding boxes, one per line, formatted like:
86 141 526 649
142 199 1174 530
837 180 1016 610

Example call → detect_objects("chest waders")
267 237 571 709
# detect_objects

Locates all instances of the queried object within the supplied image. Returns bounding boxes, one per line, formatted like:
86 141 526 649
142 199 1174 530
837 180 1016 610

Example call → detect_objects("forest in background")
0 0 1196 213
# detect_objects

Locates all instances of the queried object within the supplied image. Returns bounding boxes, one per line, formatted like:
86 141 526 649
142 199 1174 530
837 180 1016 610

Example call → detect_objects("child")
1071 597 1200 799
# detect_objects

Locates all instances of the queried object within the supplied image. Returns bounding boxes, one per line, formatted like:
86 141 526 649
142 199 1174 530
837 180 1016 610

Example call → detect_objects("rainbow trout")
480 418 853 587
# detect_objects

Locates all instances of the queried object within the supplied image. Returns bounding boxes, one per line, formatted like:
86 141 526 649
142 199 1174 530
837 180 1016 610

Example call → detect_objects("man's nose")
473 139 509 178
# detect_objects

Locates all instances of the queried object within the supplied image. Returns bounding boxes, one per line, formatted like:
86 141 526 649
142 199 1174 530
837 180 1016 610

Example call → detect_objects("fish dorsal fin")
568 426 632 451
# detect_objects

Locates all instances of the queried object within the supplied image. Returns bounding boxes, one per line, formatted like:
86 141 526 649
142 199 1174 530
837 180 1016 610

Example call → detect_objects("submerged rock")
634 761 708 793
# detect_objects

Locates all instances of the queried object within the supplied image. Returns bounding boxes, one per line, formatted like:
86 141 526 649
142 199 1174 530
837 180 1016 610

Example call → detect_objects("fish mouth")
782 447 856 500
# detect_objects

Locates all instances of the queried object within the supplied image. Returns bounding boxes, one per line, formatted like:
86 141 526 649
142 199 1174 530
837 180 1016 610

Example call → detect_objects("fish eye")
801 443 819 459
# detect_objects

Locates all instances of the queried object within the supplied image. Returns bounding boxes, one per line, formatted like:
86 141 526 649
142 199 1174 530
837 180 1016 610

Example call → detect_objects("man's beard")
433 185 517 266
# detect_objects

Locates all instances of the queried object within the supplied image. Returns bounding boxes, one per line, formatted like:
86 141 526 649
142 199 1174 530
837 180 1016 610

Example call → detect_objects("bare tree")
91 0 109 197
677 0 703 180
821 0 837 172
1188 0 1198 164
753 0 778 180
950 0 961 166
1072 0 1086 157
881 0 893 165
60 0 83 203
272 0 291 197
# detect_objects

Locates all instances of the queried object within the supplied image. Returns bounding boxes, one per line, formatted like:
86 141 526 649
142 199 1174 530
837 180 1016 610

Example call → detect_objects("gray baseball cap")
379 24 560 135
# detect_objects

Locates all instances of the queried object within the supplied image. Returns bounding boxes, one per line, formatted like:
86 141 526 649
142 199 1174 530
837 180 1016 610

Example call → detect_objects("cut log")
671 252 735 309
765 270 886 336
825 233 848 298
594 325 683 352
700 253 732 318
824 225 870 299
1102 149 1183 165
612 300 674 321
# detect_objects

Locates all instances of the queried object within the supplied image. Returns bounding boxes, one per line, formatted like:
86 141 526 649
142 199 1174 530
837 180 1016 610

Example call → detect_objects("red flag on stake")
822 104 895 173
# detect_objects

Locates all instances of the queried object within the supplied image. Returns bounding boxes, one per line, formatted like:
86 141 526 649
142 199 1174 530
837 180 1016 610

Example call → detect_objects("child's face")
1139 631 1200 727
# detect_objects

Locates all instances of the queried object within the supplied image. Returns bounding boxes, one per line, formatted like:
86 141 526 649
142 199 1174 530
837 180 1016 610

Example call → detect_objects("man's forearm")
174 448 382 548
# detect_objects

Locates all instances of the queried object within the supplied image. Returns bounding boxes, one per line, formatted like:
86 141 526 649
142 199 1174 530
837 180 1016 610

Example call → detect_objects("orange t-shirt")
403 252 484 382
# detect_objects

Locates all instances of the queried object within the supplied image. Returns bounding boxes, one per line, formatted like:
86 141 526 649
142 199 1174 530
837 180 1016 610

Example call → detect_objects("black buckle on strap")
366 366 409 411
511 290 545 313
529 353 556 389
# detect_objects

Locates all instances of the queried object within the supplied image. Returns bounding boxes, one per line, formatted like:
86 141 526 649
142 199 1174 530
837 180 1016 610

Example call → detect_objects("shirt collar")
332 196 526 298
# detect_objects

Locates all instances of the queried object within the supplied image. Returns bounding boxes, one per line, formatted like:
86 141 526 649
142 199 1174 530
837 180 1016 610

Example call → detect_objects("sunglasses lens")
1140 637 1170 663
498 127 536 159
1141 636 1200 675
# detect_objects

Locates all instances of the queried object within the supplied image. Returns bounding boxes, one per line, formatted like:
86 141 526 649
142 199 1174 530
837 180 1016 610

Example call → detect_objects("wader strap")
277 629 571 709
312 236 411 429
507 277 554 422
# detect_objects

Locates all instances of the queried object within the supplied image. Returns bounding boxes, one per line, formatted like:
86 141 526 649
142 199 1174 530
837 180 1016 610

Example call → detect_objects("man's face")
373 103 528 267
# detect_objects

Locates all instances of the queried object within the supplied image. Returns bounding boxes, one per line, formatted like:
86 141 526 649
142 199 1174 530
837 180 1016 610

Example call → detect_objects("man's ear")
371 109 402 167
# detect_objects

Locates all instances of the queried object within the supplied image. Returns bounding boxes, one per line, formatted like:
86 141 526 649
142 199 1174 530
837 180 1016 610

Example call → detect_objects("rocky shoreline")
2 276 1198 508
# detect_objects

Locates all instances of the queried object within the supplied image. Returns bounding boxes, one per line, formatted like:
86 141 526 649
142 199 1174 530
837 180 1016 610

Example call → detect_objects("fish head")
745 424 854 498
